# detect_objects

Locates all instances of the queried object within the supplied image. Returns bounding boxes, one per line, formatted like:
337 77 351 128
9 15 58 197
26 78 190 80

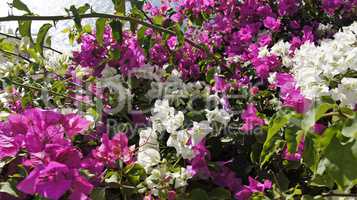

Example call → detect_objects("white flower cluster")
139 163 192 196
136 99 214 196
150 99 213 160
146 69 210 105
262 22 357 108
292 22 357 107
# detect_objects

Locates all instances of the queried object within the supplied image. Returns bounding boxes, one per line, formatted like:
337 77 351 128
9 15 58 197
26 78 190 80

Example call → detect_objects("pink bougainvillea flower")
278 0 299 16
17 161 93 200
92 133 133 167
0 122 22 160
235 177 272 200
167 36 178 50
17 162 72 200
275 73 311 113
213 75 230 93
211 162 242 193
283 138 304 161
168 190 176 200
240 104 265 133
62 114 90 138
322 0 343 15
263 16 281 32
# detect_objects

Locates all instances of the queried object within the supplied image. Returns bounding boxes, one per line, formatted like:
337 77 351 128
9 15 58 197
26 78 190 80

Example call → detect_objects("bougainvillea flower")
240 104 265 132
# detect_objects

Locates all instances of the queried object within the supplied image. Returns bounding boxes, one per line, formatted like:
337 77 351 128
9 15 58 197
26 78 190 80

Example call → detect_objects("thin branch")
0 49 32 63
0 13 206 53
0 32 63 54
1 77 94 106
321 192 357 197
0 49 100 98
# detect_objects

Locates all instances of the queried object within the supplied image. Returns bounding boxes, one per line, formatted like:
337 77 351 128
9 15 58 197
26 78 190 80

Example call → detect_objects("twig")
1 77 94 106
0 13 206 53
0 32 63 54
0 49 32 63
321 192 357 197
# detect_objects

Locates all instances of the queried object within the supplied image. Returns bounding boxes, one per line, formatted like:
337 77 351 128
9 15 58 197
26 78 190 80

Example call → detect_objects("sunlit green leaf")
112 0 126 15
95 18 106 46
35 23 52 56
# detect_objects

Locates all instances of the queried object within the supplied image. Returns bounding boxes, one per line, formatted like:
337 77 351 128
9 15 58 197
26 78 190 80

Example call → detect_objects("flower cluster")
292 22 357 108
0 109 91 199
2 0 357 199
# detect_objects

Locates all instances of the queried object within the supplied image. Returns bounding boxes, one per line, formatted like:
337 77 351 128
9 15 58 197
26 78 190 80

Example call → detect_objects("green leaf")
129 6 145 32
190 188 209 200
175 24 185 47
105 171 121 184
285 127 300 153
206 67 215 84
110 20 123 43
209 188 231 200
91 188 106 200
260 111 292 166
317 126 339 152
130 0 144 10
45 36 52 47
267 112 291 142
70 5 82 31
303 133 319 171
77 3 90 14
342 119 357 139
12 0 31 13
153 15 165 25
112 0 126 15
0 182 19 197
35 23 52 56
18 20 32 42
137 26 147 43
95 18 106 46
302 103 335 131
124 163 146 185
324 137 357 190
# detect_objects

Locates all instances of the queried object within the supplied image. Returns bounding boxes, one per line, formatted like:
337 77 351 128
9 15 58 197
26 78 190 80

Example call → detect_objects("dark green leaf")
175 24 184 47
324 137 357 190
130 0 144 10
95 18 106 46
205 67 215 84
70 5 82 31
303 133 319 171
260 112 292 166
91 188 106 200
110 20 122 43
209 188 231 200
190 188 209 200
77 3 90 14
35 23 52 56
12 0 31 13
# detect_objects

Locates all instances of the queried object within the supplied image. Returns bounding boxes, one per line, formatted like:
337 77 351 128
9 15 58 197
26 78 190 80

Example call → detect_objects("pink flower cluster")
73 27 145 76
0 108 132 200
